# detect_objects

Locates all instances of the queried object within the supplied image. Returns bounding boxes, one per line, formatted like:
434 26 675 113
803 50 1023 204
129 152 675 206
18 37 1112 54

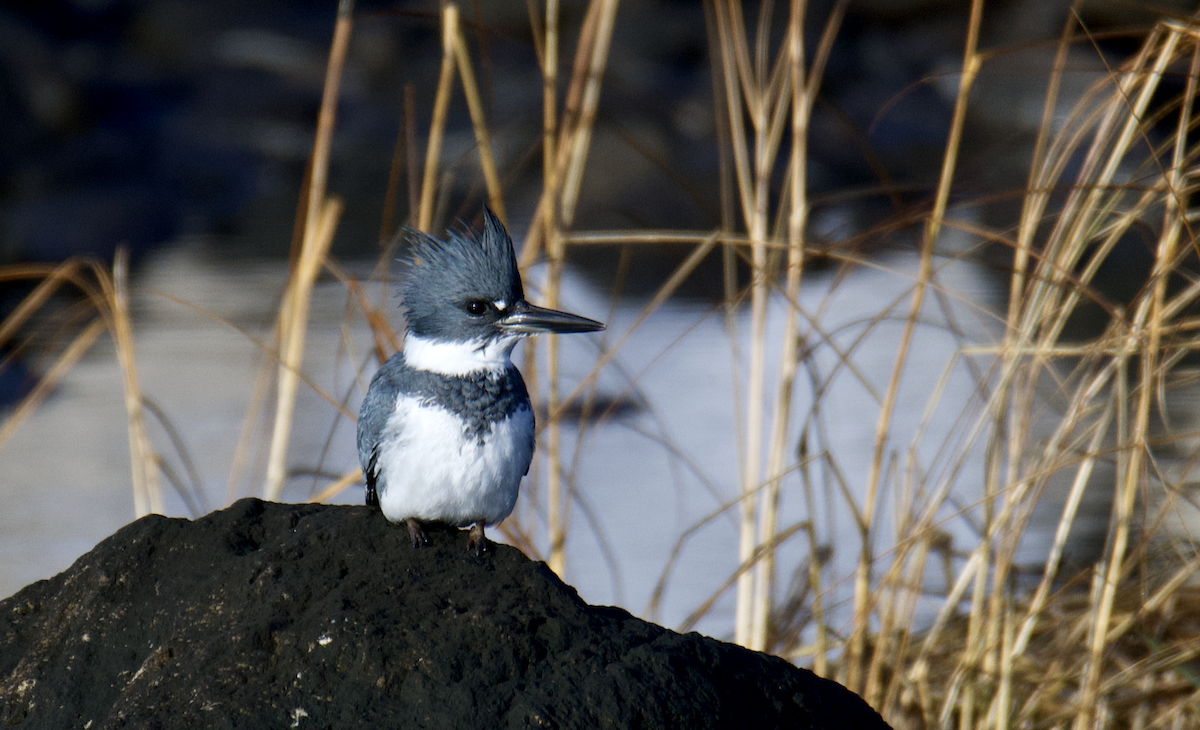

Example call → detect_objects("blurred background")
0 0 1194 647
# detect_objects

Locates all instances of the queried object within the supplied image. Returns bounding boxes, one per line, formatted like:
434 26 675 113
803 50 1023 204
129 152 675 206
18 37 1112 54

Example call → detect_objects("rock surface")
0 498 889 729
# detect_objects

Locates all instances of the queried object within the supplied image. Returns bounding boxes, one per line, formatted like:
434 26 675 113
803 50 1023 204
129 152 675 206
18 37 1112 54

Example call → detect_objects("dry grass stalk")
448 10 506 223
417 5 457 232
517 0 612 263
109 249 162 517
264 196 344 501
263 0 354 501
708 0 797 650
534 0 620 577
0 318 105 452
529 0 562 568
749 0 809 656
702 0 850 656
555 0 619 229
752 0 848 657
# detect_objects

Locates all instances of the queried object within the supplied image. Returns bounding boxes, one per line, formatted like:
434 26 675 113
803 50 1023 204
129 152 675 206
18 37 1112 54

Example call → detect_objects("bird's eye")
465 300 489 316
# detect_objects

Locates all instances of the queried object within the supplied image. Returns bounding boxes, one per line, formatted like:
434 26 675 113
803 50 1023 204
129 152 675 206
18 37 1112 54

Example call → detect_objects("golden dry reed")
8 2 1200 727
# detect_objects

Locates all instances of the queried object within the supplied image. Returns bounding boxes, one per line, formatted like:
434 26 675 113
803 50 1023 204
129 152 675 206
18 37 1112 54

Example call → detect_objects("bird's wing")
523 407 535 477
357 353 407 507
513 366 536 477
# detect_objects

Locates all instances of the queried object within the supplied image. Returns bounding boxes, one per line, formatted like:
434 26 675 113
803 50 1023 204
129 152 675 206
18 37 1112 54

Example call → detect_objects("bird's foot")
467 522 488 556
406 518 429 548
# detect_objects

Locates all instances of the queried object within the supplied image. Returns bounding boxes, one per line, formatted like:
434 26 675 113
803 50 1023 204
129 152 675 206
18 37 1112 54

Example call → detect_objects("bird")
356 208 604 553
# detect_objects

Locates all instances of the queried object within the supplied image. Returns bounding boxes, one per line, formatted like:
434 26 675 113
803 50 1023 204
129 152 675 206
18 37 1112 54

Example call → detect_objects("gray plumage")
400 208 524 343
356 352 532 507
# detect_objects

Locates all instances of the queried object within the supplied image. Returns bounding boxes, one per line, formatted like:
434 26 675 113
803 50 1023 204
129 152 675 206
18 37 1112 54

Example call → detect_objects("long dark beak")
497 300 605 335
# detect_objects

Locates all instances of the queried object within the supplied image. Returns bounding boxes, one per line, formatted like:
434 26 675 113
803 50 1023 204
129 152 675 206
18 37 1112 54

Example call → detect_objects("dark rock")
0 498 890 729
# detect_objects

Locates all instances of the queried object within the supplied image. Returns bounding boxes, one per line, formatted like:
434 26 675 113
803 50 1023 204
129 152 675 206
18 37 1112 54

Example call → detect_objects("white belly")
376 394 533 526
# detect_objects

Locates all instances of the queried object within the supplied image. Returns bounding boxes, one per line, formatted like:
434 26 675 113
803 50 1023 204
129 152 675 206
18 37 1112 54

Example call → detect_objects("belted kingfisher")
356 208 604 553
